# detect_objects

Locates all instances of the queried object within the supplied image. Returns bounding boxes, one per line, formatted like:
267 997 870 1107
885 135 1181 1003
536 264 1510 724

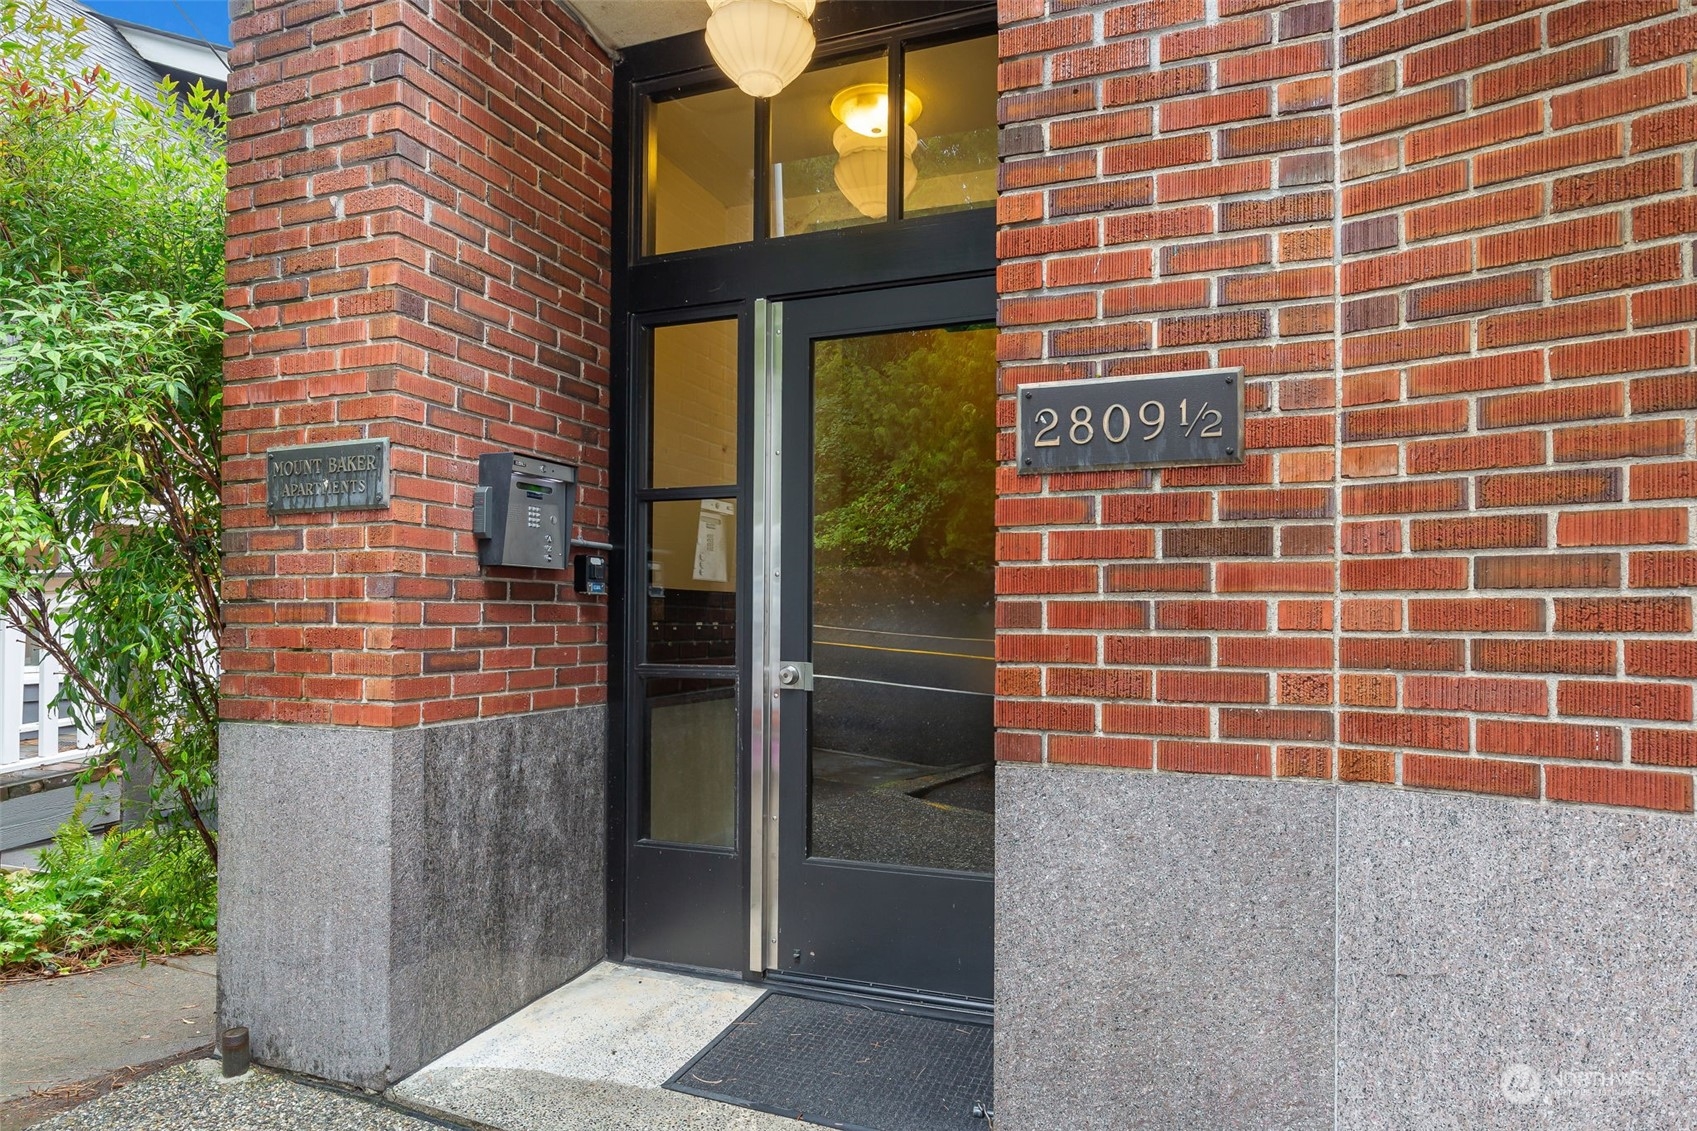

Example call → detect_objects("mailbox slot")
473 452 576 570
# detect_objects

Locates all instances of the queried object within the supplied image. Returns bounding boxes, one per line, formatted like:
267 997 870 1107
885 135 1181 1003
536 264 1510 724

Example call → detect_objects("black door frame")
607 1 998 983
770 278 997 1002
618 300 754 974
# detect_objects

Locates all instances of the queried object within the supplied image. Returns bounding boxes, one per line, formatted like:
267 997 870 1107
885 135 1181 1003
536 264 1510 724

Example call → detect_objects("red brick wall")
996 0 1697 813
222 0 613 727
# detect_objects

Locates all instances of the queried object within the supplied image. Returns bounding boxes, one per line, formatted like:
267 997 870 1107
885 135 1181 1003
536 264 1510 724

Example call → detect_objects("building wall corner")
992 0 1697 1124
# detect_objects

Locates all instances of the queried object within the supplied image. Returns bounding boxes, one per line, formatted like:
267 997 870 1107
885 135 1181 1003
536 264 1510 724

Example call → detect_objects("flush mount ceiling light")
829 83 922 139
830 83 922 219
705 0 818 99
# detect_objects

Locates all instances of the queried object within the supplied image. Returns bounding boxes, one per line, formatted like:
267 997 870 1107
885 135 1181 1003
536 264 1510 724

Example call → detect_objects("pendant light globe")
831 124 919 220
705 0 818 99
829 82 923 219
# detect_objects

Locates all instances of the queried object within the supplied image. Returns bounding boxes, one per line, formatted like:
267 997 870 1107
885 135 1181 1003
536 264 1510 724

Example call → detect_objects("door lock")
776 662 813 690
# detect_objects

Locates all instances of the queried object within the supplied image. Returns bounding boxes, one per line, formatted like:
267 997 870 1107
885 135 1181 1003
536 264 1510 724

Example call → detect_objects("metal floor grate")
665 991 992 1131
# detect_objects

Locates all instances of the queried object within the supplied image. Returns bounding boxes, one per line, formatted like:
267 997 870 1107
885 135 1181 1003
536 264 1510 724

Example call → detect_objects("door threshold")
616 959 992 1025
617 953 762 987
391 961 797 1130
761 970 992 1025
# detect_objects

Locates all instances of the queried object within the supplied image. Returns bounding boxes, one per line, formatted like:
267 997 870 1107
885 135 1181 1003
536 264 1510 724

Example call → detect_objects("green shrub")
813 326 998 571
0 805 216 975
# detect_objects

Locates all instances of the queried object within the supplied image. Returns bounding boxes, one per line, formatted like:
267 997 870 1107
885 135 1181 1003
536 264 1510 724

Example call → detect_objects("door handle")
776 662 813 691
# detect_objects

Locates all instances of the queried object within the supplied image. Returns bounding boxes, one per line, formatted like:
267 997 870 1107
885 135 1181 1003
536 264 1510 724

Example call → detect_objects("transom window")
641 31 995 257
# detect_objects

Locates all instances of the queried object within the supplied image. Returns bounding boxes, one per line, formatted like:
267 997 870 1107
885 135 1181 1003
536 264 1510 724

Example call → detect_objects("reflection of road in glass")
807 323 997 876
810 763 994 874
814 624 993 694
809 623 994 874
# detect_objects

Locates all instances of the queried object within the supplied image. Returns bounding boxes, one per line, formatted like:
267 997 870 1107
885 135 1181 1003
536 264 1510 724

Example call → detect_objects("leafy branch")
0 1 228 859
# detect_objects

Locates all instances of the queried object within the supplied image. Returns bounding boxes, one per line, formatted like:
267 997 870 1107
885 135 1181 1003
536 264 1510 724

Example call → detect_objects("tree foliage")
0 1 227 859
813 325 997 573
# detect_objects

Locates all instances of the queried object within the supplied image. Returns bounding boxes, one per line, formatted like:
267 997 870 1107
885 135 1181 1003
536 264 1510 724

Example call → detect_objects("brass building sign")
266 439 390 512
1017 369 1244 473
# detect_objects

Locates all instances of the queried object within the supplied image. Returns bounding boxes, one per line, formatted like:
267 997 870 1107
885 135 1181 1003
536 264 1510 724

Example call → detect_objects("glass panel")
650 320 738 489
904 36 997 219
22 684 38 726
646 677 736 847
769 53 889 237
59 724 79 752
647 498 737 665
645 86 755 256
808 324 998 873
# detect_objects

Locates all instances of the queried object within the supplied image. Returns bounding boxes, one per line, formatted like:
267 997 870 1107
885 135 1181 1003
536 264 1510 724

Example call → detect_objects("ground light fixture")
830 83 921 219
220 1026 250 1078
704 0 818 98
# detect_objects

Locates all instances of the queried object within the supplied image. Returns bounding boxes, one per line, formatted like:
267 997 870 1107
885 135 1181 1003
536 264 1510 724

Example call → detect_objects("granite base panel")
219 707 605 1088
995 767 1697 1131
1336 786 1697 1131
994 766 1337 1131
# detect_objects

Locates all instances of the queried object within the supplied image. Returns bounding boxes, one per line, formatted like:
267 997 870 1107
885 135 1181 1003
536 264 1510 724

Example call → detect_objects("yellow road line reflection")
815 640 992 661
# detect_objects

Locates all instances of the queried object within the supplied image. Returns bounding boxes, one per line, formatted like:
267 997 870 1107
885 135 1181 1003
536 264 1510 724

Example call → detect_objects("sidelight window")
636 316 743 850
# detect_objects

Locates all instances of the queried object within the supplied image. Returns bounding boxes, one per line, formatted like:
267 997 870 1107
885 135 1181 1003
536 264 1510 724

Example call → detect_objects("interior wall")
650 319 739 599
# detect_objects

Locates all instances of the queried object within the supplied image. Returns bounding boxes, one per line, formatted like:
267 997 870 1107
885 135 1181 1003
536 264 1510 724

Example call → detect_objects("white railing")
0 621 100 772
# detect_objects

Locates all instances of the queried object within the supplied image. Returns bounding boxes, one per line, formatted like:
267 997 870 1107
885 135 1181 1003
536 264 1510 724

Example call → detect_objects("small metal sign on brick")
1017 369 1245 474
266 439 390 513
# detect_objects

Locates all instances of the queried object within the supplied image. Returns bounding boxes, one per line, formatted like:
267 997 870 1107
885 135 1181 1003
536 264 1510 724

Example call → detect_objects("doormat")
664 991 992 1131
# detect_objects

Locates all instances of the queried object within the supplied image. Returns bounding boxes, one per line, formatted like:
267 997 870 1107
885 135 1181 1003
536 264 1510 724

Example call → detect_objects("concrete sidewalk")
25 1061 462 1131
0 957 780 1130
0 955 218 1130
0 953 465 1131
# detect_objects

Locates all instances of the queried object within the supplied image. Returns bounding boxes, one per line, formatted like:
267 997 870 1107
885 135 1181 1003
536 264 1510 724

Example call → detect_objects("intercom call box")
473 453 576 570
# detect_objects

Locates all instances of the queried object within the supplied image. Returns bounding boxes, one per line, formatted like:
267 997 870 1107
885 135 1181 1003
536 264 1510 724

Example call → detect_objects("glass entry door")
764 277 996 1001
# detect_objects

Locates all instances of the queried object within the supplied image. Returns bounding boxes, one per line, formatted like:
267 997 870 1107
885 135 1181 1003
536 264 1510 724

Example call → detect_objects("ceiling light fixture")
829 83 921 139
705 0 818 99
830 83 922 220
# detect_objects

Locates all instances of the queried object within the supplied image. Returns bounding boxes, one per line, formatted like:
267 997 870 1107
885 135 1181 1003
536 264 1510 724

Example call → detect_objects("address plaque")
1017 369 1244 474
266 439 391 513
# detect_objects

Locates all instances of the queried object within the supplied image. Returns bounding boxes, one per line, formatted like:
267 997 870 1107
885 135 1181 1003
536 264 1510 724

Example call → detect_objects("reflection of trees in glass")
813 326 996 572
915 128 995 177
777 152 866 234
911 127 997 217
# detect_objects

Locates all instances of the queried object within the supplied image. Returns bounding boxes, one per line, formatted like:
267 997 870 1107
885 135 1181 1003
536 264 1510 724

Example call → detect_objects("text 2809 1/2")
1016 369 1244 474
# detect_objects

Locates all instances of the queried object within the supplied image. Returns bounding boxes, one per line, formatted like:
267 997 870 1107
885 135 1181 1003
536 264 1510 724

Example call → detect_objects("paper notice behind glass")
693 510 727 582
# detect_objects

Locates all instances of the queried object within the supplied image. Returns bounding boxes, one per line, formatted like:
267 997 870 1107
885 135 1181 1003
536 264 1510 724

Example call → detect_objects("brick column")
995 0 1342 777
993 0 1697 848
220 0 613 1086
